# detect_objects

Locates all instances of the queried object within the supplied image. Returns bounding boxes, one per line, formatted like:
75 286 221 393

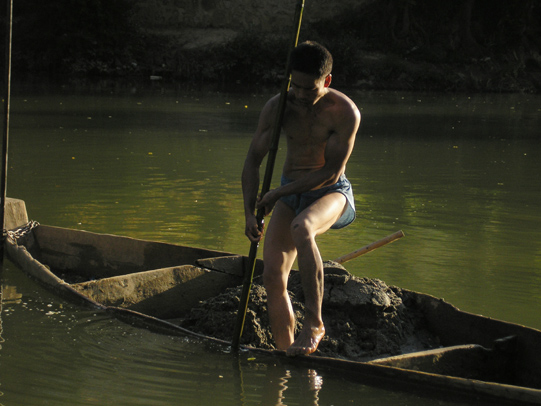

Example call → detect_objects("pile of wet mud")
180 262 440 361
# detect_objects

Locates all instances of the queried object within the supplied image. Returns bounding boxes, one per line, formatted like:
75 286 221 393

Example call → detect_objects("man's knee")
290 217 313 243
263 267 287 293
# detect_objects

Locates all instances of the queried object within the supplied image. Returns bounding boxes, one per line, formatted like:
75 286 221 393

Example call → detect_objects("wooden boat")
3 198 541 405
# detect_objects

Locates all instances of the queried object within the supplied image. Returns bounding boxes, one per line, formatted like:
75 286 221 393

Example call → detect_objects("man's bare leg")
286 231 325 356
286 193 347 356
263 202 298 350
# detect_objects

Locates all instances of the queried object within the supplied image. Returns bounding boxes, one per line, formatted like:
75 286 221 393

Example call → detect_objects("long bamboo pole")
231 0 305 351
1 0 14 263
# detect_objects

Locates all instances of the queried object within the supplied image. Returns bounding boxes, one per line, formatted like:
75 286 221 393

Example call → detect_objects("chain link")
3 220 40 241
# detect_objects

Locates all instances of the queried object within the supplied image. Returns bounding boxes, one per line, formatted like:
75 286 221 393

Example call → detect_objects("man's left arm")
318 102 361 185
258 100 361 212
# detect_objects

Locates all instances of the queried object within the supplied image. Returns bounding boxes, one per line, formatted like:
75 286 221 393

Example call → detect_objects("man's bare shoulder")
327 88 359 111
264 93 282 109
325 89 361 126
259 93 282 119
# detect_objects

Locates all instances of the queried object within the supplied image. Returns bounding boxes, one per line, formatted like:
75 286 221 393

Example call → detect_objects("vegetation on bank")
3 0 540 93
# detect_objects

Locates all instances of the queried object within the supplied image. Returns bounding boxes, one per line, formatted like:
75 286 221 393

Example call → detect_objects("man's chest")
282 109 334 145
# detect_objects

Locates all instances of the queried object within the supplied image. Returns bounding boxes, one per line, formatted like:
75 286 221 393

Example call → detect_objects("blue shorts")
279 174 356 229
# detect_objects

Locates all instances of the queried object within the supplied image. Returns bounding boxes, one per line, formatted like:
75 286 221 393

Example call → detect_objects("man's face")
290 70 331 106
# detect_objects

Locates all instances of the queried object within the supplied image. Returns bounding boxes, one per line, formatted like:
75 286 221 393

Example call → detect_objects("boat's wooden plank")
369 343 488 366
72 265 241 319
411 291 541 389
197 255 245 276
106 306 234 346
368 342 514 382
4 237 105 308
5 237 62 286
32 225 233 280
196 255 265 278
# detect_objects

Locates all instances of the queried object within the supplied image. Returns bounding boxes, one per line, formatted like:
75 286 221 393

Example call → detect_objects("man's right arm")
242 97 277 241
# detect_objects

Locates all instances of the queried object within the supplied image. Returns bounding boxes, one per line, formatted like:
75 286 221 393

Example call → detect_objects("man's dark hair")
290 41 333 78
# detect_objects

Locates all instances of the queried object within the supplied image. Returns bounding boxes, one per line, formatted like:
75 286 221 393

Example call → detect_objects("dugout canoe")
3 199 541 405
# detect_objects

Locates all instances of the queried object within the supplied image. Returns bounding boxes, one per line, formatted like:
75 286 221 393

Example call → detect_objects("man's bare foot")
286 325 325 357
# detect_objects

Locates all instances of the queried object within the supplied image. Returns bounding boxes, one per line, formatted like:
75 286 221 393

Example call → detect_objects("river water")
1 82 540 405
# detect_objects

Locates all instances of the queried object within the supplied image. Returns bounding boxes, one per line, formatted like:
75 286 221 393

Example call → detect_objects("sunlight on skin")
286 325 326 357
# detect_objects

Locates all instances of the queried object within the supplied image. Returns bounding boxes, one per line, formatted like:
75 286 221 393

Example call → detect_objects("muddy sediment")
180 262 440 361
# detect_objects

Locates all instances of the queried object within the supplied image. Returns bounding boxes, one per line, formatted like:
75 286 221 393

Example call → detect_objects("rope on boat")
3 220 40 241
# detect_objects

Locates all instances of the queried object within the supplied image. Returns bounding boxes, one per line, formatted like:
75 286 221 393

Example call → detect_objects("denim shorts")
279 174 356 229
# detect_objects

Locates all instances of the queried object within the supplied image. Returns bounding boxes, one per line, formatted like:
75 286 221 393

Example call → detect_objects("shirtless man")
242 41 361 356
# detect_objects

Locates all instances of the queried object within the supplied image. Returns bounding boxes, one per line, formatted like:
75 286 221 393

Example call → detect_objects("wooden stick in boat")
333 230 405 264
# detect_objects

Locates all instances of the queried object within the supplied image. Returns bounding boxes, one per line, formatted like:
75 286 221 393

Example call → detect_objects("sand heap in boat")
180 262 439 360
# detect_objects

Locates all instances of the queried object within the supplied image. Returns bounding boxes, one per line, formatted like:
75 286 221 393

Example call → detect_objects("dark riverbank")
5 0 541 93
11 31 541 95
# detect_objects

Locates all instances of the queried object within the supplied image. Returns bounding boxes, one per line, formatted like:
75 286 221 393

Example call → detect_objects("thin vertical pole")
1 0 14 262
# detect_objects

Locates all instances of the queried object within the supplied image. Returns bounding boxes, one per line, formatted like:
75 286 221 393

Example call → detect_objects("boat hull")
5 222 541 405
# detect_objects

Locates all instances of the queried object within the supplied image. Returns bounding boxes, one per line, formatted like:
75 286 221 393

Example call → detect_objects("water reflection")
0 290 332 406
0 283 22 349
0 284 3 353
237 359 323 406
0 284 2 402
